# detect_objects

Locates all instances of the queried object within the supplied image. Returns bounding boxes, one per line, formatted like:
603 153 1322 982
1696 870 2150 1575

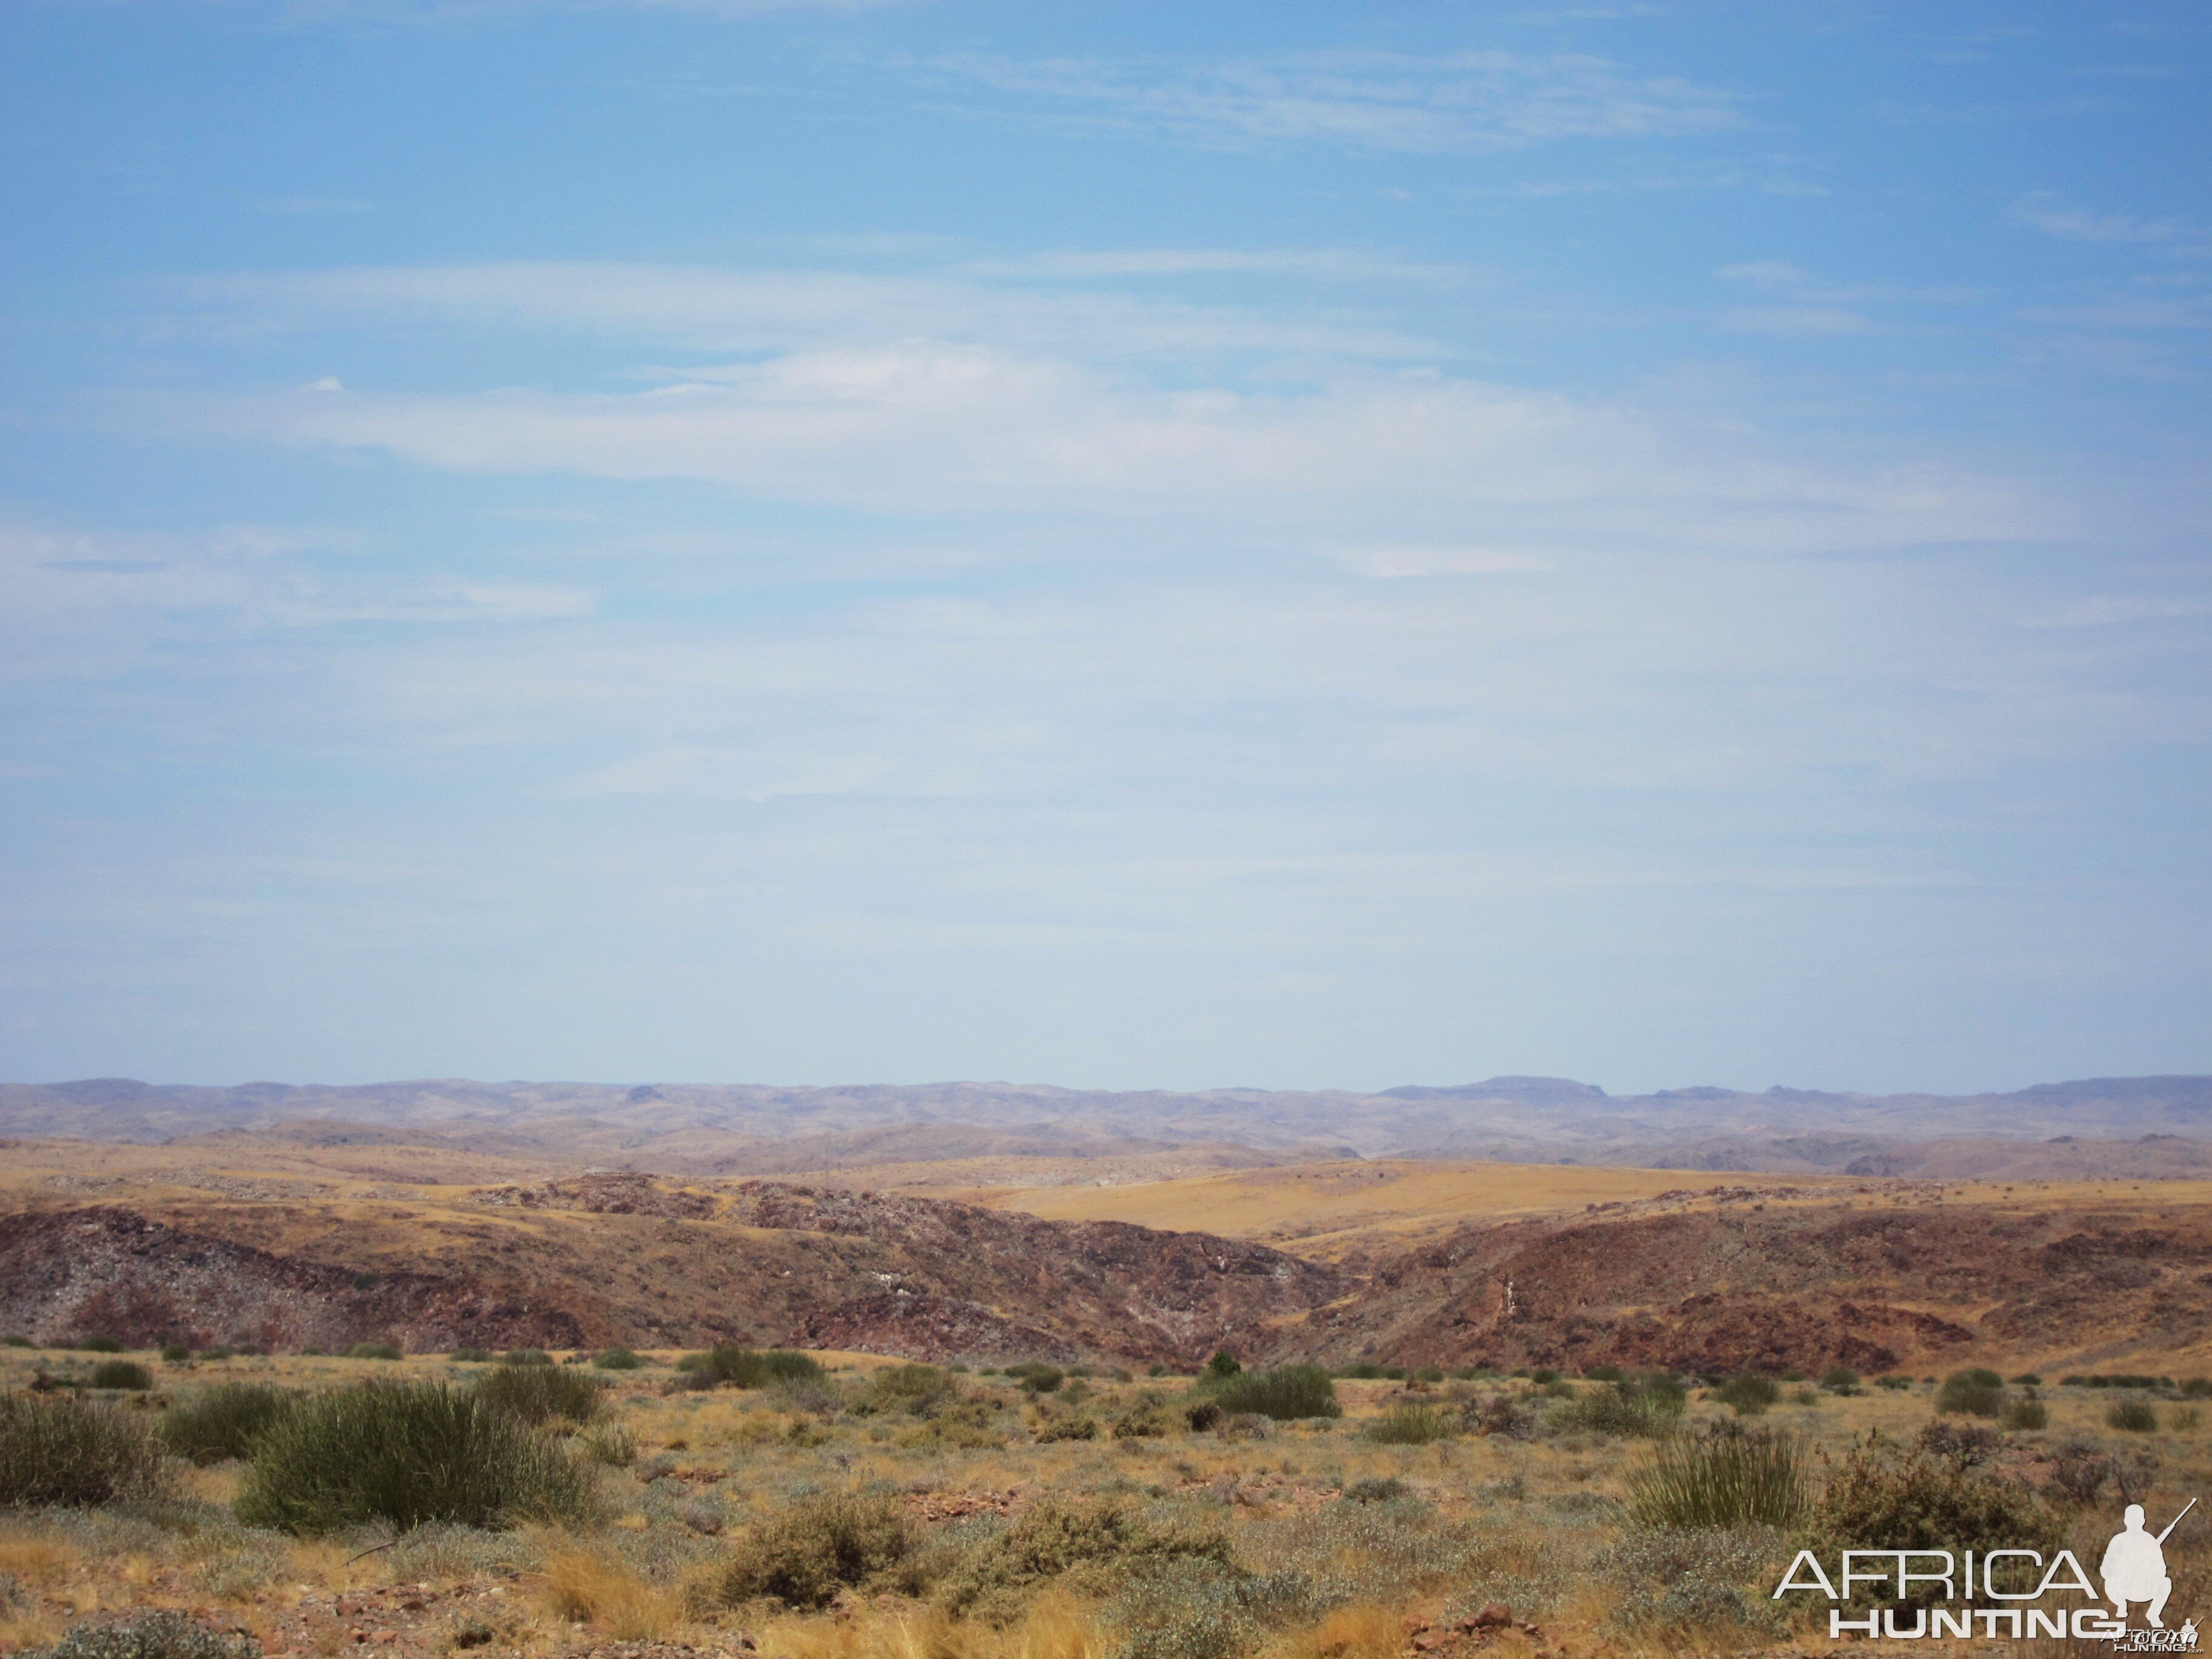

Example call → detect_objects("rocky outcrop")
0 1208 582 1352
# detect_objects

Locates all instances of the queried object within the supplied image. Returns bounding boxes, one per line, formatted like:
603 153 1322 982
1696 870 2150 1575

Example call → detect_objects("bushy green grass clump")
340 1342 401 1361
715 1493 917 1609
1205 1365 1339 1421
468 1363 603 1425
1553 1375 1686 1438
1626 1426 1808 1529
1715 1375 1780 1416
2108 1399 2160 1433
1361 1406 1455 1445
1936 1369 2006 1418
590 1347 642 1370
159 1383 295 1466
0 1394 173 1506
675 1346 824 1389
232 1380 591 1534
88 1361 152 1391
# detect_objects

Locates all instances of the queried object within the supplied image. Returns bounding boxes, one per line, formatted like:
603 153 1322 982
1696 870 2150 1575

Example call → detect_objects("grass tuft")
232 1379 592 1535
159 1384 295 1466
1626 1426 1808 1529
0 1395 173 1507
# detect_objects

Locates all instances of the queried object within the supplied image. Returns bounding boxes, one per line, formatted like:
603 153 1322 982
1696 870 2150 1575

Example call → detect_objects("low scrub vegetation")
1714 1375 1780 1416
939 1495 1236 1626
35 1609 260 1659
1553 1374 1686 1438
1360 1405 1454 1445
1935 1368 2006 1418
675 1347 825 1390
1626 1425 1808 1529
469 1362 603 1425
87 1361 152 1392
714 1492 917 1609
232 1379 592 1534
1204 1365 1339 1421
159 1382 295 1466
0 1393 174 1506
1800 1432 2065 1607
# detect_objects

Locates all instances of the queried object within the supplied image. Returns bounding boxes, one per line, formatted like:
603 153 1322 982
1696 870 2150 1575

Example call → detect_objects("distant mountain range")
2 1073 2208 1177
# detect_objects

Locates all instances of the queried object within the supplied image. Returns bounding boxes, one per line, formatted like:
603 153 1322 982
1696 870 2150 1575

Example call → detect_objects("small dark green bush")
1016 1366 1065 1395
1183 1399 1223 1433
1204 1351 1241 1380
1207 1366 1339 1421
2108 1399 2160 1433
1626 1425 1808 1528
591 1348 643 1370
2008 1373 2042 1386
0 1394 173 1506
1530 1367 1561 1386
1332 1362 1405 1381
341 1342 401 1362
1798 1433 2063 1610
73 1336 124 1354
716 1492 916 1609
1554 1375 1686 1438
1715 1375 1780 1416
2002 1397 2049 1432
160 1383 295 1466
938 1496 1235 1626
1936 1370 2006 1418
1875 1375 1912 1391
1033 1412 1098 1443
1584 1364 1625 1382
1820 1367 1860 1394
1360 1406 1454 1445
499 1349 551 1368
675 1347 823 1389
469 1364 603 1425
862 1364 952 1413
159 1343 190 1364
350 1272 380 1290
33 1609 258 1659
89 1361 152 1392
1342 1476 1407 1503
449 1347 494 1363
232 1380 591 1534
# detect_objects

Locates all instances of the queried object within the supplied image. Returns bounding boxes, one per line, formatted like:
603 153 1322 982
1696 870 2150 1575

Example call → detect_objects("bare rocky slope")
1 1167 2207 1376
0 1175 1350 1364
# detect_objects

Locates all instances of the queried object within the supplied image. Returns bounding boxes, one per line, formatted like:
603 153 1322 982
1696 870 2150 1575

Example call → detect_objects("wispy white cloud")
167 260 1438 363
913 49 1741 155
2010 191 2198 246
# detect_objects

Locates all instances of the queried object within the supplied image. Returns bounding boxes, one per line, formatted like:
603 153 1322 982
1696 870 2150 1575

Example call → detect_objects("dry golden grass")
531 1539 688 1640
958 1159 1854 1259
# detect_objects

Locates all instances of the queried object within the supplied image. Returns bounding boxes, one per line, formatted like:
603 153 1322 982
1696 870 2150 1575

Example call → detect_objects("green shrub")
1554 1375 1686 1438
1935 1370 2005 1418
1820 1368 1860 1394
861 1364 952 1413
2108 1399 2159 1433
939 1496 1236 1626
1016 1365 1065 1395
1332 1362 1405 1381
1342 1476 1407 1503
1183 1399 1223 1433
2181 1377 2212 1399
1034 1412 1098 1443
2 1336 31 1349
159 1342 190 1364
1875 1375 1912 1391
591 1347 642 1370
232 1380 591 1534
1626 1426 1808 1529
2008 1373 2042 1386
468 1364 603 1426
89 1361 152 1391
499 1349 551 1367
1207 1366 1339 1421
1798 1433 2063 1609
675 1347 823 1389
72 1336 124 1354
2170 1407 2201 1433
0 1394 173 1506
577 1423 638 1467
341 1342 401 1361
1584 1364 1625 1382
159 1384 295 1466
1715 1375 1780 1417
1361 1406 1455 1446
33 1609 258 1659
450 1347 494 1362
1204 1351 1241 1379
715 1492 916 1609
2002 1397 2049 1432
1112 1398 1175 1439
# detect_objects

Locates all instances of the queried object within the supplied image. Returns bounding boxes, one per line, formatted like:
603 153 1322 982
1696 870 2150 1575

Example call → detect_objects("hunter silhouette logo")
1773 1495 2198 1646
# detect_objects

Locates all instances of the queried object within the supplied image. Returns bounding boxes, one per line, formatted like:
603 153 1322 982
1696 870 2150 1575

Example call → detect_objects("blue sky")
2 0 2207 1095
